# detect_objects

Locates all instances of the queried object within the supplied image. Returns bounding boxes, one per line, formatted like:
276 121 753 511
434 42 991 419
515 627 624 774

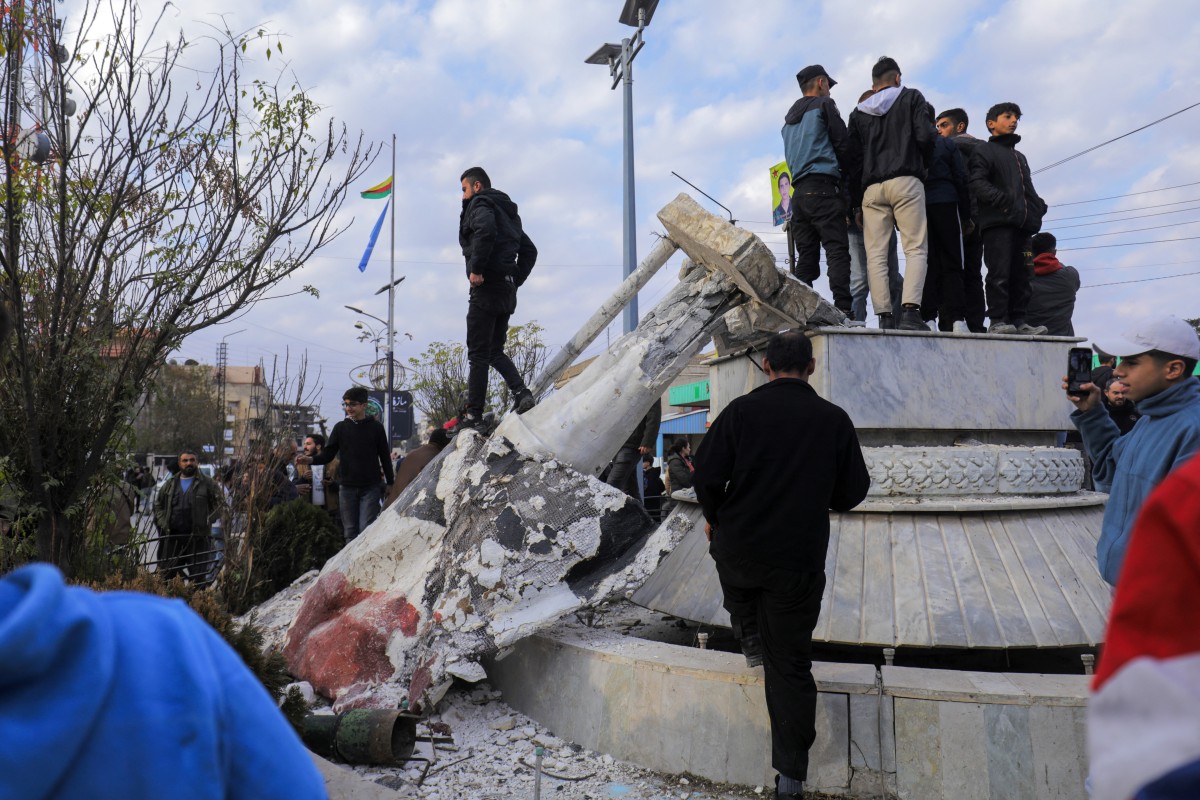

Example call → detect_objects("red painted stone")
284 570 423 701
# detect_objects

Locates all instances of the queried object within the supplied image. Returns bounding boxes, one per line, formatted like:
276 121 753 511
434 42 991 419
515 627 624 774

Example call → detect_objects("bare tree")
0 1 376 571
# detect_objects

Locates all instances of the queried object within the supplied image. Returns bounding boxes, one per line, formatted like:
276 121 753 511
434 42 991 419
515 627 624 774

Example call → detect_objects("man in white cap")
1064 314 1200 585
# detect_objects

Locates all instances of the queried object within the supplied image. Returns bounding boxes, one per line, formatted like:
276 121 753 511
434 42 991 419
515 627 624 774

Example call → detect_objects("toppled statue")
282 194 847 711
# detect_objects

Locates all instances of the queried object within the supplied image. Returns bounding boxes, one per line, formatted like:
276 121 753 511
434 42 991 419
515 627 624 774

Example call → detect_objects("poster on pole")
367 389 415 442
770 161 793 227
311 465 325 505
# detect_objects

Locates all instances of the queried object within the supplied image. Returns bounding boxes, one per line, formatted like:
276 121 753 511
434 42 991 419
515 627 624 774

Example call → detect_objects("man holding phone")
1064 314 1200 585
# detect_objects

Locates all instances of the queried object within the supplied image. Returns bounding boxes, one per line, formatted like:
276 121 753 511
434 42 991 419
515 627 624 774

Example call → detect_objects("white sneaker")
953 320 969 333
927 320 938 331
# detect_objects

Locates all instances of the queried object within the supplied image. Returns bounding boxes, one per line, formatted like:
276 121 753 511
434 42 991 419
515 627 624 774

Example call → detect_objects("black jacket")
925 134 972 225
693 378 869 572
312 416 395 487
459 188 537 286
968 133 1047 233
847 86 935 206
1026 259 1080 336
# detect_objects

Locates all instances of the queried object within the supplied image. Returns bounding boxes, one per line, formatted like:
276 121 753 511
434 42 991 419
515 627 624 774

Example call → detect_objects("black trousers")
714 551 826 781
605 444 642 500
962 228 986 332
790 176 853 313
465 284 524 415
981 226 1033 325
920 203 966 330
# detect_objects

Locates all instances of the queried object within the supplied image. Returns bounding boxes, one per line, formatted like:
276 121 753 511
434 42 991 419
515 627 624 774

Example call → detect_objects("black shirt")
312 416 394 487
694 378 870 572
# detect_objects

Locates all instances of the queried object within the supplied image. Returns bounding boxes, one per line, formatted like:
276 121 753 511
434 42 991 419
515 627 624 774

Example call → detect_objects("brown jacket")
383 443 445 510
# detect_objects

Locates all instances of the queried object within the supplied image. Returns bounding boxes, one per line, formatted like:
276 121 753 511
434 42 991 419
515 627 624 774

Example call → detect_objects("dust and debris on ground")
326 681 809 800
269 579 837 798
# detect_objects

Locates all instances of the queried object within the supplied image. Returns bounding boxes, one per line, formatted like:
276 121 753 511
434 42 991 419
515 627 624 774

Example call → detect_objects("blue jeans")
848 227 902 321
339 483 383 542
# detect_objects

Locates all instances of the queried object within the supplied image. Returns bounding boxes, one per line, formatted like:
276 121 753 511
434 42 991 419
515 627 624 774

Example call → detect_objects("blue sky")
158 0 1200 428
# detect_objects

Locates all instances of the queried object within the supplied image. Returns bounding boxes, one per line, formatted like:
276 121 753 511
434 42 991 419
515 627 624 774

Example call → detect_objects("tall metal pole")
620 37 638 335
385 134 397 447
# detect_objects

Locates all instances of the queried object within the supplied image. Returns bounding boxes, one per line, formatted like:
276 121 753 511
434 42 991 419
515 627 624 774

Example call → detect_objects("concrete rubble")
279 193 846 713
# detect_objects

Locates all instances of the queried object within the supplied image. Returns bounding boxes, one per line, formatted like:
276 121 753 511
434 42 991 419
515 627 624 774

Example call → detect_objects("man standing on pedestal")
781 64 855 316
456 166 538 431
693 330 870 800
847 56 936 331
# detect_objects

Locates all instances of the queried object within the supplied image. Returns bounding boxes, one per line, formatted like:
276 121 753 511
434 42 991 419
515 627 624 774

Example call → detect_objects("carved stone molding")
864 447 1085 496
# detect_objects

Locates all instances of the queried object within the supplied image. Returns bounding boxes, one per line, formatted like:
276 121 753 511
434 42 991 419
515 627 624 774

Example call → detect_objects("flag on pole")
361 176 393 200
358 198 390 272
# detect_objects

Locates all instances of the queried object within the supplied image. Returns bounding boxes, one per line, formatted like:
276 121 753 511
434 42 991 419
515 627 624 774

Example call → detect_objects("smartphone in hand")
1067 347 1094 399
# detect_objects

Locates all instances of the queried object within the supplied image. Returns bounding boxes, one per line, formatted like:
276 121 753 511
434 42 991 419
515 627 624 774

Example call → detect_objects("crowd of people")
781 57 1080 336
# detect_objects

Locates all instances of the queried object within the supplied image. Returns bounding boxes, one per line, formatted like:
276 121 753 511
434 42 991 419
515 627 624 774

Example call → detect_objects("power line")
1045 195 1200 222
1082 269 1200 289
1059 234 1200 252
1050 179 1200 208
1048 203 1200 230
1056 218 1200 242
1032 100 1200 175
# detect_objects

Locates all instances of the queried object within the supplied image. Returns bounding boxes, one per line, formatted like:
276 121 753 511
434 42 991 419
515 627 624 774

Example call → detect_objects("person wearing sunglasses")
296 386 393 542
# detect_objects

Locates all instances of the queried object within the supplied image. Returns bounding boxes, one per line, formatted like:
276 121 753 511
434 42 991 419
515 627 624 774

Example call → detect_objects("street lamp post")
346 288 404 440
586 0 658 335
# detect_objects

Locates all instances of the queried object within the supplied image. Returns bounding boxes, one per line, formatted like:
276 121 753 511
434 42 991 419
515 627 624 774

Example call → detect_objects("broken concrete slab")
281 193 847 713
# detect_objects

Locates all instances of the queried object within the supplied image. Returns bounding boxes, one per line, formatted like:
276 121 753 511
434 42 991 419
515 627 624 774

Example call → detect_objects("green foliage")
222 499 342 616
406 321 549 426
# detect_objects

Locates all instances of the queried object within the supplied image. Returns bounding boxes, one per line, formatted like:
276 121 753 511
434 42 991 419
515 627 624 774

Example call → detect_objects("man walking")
847 56 935 331
1065 314 1200 585
781 64 855 316
457 166 538 430
153 450 222 582
693 330 870 800
969 102 1049 334
935 108 987 332
298 387 394 542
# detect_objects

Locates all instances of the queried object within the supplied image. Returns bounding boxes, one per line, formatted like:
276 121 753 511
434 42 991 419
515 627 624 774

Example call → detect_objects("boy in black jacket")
968 103 1049 335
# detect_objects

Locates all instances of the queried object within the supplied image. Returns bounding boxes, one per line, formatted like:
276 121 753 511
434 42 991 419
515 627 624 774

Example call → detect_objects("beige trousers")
862 175 928 313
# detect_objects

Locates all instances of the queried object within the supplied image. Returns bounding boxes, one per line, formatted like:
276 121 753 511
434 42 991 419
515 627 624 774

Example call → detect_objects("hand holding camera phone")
1067 347 1094 400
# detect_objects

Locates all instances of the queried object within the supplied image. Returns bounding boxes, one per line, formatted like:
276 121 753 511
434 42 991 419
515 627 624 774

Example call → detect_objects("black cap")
796 64 837 89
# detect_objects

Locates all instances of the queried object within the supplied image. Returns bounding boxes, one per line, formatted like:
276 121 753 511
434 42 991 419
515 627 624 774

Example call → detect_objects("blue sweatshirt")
0 564 327 800
1073 378 1200 584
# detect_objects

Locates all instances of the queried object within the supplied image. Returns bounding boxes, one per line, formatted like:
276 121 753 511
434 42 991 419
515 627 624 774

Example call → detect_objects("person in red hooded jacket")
1025 232 1080 336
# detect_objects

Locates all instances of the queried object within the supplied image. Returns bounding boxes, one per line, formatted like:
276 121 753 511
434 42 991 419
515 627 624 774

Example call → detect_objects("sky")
118 0 1200 428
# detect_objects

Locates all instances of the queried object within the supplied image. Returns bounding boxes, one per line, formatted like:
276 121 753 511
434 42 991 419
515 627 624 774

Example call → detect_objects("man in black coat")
936 108 988 332
693 330 870 800
457 166 538 430
847 56 936 331
968 102 1049 335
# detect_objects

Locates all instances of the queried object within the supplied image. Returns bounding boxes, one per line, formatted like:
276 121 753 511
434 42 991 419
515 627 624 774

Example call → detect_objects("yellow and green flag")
361 176 393 200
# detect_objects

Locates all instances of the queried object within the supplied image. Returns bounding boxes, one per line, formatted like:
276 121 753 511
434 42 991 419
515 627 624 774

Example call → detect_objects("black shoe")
741 634 764 668
451 412 483 435
775 775 805 799
513 390 535 415
898 305 926 331
877 312 896 330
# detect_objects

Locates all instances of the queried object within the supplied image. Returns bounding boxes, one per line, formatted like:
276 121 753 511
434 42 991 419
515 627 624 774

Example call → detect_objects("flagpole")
386 134 397 450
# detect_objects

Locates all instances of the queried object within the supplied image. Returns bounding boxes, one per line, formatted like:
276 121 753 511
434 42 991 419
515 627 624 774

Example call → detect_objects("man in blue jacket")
1066 314 1200 585
0 563 327 799
781 64 855 316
